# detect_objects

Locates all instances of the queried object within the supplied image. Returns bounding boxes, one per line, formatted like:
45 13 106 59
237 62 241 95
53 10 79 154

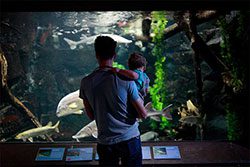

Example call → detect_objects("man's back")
80 68 140 144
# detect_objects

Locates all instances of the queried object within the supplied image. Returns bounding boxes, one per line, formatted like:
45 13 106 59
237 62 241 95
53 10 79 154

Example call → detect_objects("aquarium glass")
1 11 248 144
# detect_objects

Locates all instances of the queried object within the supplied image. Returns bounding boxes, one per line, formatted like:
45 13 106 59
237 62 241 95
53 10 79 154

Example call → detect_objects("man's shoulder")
81 71 95 84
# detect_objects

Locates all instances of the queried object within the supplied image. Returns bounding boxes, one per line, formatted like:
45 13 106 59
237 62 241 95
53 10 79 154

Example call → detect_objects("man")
79 36 147 166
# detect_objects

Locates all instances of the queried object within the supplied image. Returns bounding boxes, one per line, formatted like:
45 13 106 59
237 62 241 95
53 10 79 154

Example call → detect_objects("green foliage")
218 18 232 66
150 11 168 111
160 116 170 130
149 11 174 137
225 105 240 141
218 18 243 92
112 62 125 69
149 56 166 110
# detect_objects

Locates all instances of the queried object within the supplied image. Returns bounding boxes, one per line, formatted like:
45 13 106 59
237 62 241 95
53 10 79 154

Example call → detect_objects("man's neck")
99 59 113 68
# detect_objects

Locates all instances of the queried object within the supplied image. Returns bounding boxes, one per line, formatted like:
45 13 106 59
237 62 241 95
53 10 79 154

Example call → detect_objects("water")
1 12 158 142
30 12 147 142
2 11 240 143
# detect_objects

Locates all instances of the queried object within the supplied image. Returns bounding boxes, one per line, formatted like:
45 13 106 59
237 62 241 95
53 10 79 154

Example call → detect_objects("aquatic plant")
149 11 175 137
218 15 244 141
150 11 168 111
225 104 240 141
112 61 125 69
218 17 243 93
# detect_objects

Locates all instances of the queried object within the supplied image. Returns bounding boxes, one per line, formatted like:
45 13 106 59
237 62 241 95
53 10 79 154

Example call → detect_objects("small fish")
64 34 132 50
0 115 19 124
72 120 97 142
145 102 173 122
56 90 84 117
35 24 52 46
56 32 63 36
140 131 159 141
15 121 60 142
39 31 50 45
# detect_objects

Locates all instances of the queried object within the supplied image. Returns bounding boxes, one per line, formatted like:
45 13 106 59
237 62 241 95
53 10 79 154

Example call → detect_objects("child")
112 52 150 100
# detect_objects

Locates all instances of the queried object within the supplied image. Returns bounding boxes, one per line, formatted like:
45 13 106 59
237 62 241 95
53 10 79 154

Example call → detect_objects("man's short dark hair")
128 52 147 70
94 36 117 60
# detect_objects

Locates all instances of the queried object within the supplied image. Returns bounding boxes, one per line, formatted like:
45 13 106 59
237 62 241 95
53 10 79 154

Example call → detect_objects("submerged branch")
0 48 53 142
163 11 222 39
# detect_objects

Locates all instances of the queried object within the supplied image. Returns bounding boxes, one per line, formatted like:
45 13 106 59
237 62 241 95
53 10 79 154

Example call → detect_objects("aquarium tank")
0 11 249 146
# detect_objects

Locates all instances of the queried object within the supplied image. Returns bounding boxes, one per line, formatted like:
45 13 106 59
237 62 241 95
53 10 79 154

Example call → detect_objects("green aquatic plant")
225 105 240 141
149 56 166 111
150 11 168 111
218 18 243 92
112 61 125 69
149 11 175 138
218 11 249 144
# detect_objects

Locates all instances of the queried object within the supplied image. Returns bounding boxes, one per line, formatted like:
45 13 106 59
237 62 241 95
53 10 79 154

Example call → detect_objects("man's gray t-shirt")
79 68 140 145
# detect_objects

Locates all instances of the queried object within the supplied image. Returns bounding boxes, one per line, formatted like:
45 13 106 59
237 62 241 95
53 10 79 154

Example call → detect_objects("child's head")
128 52 147 71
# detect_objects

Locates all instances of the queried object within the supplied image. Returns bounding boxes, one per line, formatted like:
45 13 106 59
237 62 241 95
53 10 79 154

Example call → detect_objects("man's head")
128 52 147 70
94 36 117 60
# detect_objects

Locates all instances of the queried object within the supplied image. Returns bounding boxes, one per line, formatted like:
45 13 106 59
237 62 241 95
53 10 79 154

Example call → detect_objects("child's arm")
112 68 139 80
144 74 150 94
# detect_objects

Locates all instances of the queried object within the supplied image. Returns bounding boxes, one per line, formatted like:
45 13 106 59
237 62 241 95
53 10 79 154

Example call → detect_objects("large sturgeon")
15 121 60 142
56 90 84 117
64 34 132 50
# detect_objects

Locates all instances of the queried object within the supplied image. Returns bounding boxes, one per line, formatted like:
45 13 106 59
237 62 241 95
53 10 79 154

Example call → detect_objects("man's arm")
131 98 148 119
83 99 94 120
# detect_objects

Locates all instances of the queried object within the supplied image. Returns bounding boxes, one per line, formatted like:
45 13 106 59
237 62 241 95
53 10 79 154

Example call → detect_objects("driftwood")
186 12 204 107
164 11 223 38
0 48 53 142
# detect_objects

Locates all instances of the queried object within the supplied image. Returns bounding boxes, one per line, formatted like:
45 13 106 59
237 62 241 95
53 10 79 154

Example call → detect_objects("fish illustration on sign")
72 120 97 142
145 102 173 122
15 121 60 142
56 90 84 117
64 34 132 50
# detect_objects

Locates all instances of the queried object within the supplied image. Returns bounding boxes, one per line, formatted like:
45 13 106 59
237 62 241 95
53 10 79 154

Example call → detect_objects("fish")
71 102 172 142
145 102 173 122
72 120 97 142
63 34 132 50
0 115 19 125
179 115 204 127
56 90 84 117
178 100 206 127
39 31 50 45
35 24 52 46
15 121 60 142
140 131 159 141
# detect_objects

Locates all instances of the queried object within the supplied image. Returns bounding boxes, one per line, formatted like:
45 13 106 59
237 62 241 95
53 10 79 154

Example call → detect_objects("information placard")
66 147 93 161
35 147 65 161
142 146 152 159
153 146 181 159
